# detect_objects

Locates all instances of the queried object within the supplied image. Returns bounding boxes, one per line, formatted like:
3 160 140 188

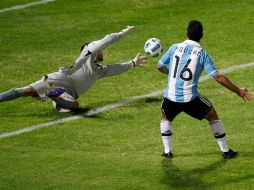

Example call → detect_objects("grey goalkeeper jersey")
44 31 133 99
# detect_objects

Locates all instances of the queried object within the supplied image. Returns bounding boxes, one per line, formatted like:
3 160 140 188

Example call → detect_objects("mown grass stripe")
0 62 253 139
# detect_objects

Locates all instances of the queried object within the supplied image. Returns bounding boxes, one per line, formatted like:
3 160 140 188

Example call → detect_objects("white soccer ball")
144 38 163 57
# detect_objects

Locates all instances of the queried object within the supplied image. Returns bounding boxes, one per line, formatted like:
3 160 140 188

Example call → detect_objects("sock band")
161 133 173 136
214 133 226 139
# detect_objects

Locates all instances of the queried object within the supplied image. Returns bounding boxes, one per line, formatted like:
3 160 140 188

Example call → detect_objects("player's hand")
132 53 148 68
121 26 134 36
239 88 252 101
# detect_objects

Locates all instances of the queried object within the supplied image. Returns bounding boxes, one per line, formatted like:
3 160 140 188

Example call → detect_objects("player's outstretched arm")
120 26 134 36
131 53 148 68
88 26 134 54
214 74 252 101
238 88 252 101
74 26 134 68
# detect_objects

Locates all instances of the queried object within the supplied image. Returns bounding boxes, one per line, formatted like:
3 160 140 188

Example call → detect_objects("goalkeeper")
0 26 147 112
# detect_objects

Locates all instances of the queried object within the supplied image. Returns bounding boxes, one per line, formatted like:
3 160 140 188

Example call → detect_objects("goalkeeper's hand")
132 53 148 68
121 26 134 36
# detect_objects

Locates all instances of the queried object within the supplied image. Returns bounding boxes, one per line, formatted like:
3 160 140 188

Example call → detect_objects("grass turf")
0 0 254 189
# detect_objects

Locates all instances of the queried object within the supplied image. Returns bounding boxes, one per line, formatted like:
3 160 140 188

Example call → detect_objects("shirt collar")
183 40 201 47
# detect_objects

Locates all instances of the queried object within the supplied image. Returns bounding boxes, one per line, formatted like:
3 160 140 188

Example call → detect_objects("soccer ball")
144 38 163 57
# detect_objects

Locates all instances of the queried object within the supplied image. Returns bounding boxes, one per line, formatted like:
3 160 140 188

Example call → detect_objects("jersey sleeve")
158 44 177 67
203 52 219 77
72 32 124 69
87 32 123 54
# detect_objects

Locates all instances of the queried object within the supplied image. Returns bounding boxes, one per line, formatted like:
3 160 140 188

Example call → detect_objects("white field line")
0 62 254 139
0 0 56 14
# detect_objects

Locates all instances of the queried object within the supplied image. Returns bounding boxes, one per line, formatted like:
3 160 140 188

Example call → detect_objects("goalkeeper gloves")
132 53 148 68
121 26 134 36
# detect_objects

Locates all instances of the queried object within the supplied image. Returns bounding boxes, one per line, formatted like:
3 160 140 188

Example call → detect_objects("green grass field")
0 0 254 189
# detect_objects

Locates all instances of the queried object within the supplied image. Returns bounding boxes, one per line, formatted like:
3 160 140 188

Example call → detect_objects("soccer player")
0 26 147 112
157 20 252 159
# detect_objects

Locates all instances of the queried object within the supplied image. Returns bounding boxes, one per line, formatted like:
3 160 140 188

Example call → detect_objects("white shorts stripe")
198 94 212 107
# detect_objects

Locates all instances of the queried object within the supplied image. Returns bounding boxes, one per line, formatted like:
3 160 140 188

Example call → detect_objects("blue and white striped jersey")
158 40 219 102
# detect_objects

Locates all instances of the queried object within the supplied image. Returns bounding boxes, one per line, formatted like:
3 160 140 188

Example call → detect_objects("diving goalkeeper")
0 26 147 112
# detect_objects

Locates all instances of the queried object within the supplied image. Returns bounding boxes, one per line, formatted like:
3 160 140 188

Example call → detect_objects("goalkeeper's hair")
80 42 91 52
187 20 203 42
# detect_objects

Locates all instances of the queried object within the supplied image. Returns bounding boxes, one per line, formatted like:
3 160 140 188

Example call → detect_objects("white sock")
217 137 229 152
160 120 173 154
210 120 229 152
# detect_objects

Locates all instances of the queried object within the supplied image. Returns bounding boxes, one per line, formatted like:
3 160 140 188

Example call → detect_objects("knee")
205 107 219 123
23 87 37 96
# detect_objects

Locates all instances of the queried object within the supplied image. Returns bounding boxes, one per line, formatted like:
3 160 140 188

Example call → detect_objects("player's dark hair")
80 42 90 52
187 20 203 42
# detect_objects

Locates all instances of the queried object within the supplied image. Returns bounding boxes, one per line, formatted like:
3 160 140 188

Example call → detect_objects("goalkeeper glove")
132 53 148 68
121 26 134 36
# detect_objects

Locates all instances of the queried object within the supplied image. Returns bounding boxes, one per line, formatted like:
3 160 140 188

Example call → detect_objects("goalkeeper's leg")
46 88 79 112
0 87 38 102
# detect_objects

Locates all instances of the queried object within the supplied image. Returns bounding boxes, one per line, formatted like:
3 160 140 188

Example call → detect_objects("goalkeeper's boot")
221 149 238 159
46 87 65 98
161 151 173 158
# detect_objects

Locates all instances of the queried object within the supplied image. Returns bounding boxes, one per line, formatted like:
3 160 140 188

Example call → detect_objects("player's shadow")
161 158 228 190
144 97 162 103
238 151 254 158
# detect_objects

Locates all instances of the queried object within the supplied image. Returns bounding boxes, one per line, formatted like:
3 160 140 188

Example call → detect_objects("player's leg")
160 98 182 158
205 107 229 152
0 86 38 102
46 88 79 112
205 107 238 158
160 118 173 158
184 94 237 158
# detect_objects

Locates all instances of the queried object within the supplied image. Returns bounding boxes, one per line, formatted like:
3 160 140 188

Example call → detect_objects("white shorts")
30 71 77 101
29 76 50 101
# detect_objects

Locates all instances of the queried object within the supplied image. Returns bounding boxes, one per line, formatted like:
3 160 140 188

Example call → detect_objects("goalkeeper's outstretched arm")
88 26 134 54
74 26 134 67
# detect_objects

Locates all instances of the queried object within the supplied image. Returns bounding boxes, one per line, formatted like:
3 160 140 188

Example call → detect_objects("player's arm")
214 73 252 101
157 57 169 74
156 44 176 74
87 26 134 54
157 64 169 74
74 26 134 67
203 52 252 101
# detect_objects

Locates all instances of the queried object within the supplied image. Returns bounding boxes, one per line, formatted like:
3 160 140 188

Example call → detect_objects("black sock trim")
131 60 135 67
214 133 226 139
162 133 172 136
